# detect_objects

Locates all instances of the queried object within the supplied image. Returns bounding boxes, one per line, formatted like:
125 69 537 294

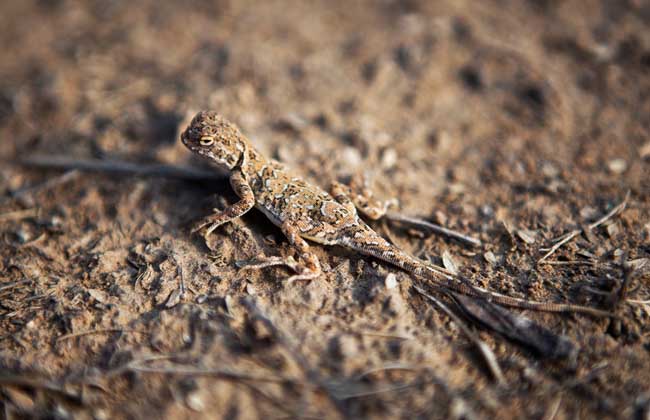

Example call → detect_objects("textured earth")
1 1 649 418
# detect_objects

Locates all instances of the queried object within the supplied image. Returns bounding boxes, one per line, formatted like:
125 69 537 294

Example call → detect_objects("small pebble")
93 409 109 420
246 283 257 295
448 183 465 194
607 158 627 174
224 295 235 316
15 227 31 244
385 273 398 289
541 162 559 178
484 251 498 265
480 205 494 218
341 146 362 168
606 223 620 237
516 229 537 244
88 288 108 304
380 147 398 169
186 392 205 412
434 210 448 225
165 288 182 308
580 206 598 219
442 250 459 274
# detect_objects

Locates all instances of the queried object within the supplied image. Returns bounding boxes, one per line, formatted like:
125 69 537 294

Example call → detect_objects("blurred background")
1 1 649 418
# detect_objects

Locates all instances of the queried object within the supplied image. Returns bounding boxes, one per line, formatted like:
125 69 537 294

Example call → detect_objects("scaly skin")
181 110 610 316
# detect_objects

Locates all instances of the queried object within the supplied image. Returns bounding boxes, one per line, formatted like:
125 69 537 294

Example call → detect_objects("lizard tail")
341 224 612 317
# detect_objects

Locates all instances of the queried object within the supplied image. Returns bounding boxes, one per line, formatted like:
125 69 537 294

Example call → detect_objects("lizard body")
181 111 608 316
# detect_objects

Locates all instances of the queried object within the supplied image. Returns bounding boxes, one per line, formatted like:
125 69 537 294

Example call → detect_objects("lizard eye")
199 136 215 146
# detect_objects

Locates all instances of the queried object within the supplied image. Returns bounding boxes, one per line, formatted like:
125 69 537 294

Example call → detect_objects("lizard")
181 110 611 317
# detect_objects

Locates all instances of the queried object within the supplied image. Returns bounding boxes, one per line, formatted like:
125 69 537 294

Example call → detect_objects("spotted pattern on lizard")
181 110 610 316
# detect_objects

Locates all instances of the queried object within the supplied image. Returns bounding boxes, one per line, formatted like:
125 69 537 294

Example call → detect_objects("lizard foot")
331 174 398 220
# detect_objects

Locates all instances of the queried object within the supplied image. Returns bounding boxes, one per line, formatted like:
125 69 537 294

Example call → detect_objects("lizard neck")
239 145 267 178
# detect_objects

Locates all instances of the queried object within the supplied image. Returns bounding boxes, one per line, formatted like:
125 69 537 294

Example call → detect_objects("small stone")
165 288 182 308
87 288 108 304
385 273 398 289
480 205 494 218
246 283 257 295
338 335 359 358
448 183 465 194
277 113 307 132
152 210 168 225
442 250 459 275
434 210 447 225
580 206 598 219
541 162 559 178
484 251 498 265
577 249 597 259
607 158 627 174
516 229 537 244
224 295 235 317
380 147 398 169
93 408 109 420
186 392 205 412
606 223 620 237
341 146 362 168
15 227 31 244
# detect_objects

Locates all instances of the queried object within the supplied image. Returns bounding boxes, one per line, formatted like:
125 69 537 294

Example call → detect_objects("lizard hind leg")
330 174 398 221
239 222 322 283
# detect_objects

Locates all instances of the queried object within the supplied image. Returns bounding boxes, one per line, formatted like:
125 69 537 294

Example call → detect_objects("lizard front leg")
331 174 397 221
240 221 322 283
192 170 255 242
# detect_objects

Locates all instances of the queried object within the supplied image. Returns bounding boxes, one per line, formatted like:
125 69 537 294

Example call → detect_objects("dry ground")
1 0 650 418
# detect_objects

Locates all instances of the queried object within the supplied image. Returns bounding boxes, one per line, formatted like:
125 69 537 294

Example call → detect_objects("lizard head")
181 111 247 170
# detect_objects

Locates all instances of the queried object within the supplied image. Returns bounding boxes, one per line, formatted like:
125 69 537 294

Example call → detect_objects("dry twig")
413 285 506 384
17 155 223 180
386 211 482 247
538 192 630 264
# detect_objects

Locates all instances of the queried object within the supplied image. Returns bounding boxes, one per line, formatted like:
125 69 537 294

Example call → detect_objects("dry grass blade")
332 381 421 400
413 285 506 384
352 363 420 380
0 279 31 293
385 211 482 247
538 192 630 263
627 299 650 305
542 396 563 420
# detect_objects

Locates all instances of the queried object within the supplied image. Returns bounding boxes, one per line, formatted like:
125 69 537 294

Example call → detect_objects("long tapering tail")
340 223 612 317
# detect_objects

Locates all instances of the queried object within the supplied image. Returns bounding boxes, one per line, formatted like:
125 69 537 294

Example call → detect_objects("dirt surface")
1 0 650 418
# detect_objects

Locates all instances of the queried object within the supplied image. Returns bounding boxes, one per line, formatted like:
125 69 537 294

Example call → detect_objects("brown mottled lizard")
181 110 609 316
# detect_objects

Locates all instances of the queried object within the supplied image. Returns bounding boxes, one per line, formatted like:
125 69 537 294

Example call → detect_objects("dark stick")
16 155 225 181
